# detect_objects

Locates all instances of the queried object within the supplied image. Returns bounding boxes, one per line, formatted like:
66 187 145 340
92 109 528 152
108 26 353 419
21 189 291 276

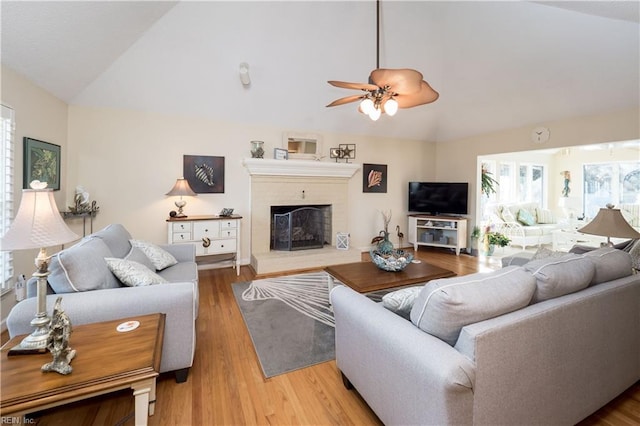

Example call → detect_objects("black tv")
408 182 468 216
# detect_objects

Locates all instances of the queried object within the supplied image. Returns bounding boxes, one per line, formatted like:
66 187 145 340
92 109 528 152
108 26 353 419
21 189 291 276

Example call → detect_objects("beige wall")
67 106 435 259
1 65 69 328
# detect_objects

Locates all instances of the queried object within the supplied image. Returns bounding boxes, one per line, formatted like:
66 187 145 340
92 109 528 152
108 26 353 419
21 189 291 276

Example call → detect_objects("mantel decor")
24 137 61 190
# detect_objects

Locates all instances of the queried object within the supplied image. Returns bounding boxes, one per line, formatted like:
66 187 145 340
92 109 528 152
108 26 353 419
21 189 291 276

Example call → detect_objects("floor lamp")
578 204 640 246
0 184 79 353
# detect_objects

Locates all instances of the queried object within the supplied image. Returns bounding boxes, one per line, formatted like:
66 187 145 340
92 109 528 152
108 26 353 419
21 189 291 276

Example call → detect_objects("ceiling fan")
326 0 439 120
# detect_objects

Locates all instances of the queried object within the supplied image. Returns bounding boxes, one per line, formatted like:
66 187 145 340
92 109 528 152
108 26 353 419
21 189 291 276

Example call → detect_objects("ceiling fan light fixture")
368 107 382 121
383 98 398 116
360 98 375 115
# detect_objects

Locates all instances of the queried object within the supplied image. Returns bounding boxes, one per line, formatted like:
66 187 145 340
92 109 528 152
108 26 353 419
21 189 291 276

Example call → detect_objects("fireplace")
271 205 331 251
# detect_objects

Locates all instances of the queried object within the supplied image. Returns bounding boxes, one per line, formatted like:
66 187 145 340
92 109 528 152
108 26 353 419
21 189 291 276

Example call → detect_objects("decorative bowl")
369 249 414 272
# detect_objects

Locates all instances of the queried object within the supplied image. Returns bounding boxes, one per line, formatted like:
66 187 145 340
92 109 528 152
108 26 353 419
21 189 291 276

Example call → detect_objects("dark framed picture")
183 155 225 193
24 137 61 190
363 163 387 193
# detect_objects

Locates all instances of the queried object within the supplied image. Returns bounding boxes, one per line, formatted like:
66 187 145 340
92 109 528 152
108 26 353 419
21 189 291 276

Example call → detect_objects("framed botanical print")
24 137 61 190
363 163 387 193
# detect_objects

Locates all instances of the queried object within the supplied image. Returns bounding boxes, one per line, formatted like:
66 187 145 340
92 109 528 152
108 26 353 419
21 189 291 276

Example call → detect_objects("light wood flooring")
2 247 638 425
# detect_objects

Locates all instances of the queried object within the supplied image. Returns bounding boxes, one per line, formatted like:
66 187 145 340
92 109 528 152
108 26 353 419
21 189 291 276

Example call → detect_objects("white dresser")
167 215 242 275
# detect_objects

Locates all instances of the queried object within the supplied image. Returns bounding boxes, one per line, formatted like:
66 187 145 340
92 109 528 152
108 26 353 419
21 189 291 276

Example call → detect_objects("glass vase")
250 140 265 158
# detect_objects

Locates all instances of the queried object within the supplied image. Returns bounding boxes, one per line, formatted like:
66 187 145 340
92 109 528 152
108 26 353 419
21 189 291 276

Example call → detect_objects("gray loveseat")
7 224 199 382
331 247 639 425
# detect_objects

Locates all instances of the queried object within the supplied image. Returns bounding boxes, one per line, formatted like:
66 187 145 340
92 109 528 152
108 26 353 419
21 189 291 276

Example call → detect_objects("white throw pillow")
382 286 422 319
130 239 178 270
105 258 168 286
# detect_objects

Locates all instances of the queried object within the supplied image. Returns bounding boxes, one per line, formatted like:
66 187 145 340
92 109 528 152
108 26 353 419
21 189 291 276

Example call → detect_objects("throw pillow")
91 224 133 258
523 254 595 303
517 209 536 226
583 247 632 285
410 266 536 346
536 208 554 224
531 247 565 261
130 240 178 270
124 246 155 271
105 258 167 286
48 238 120 293
382 286 422 320
628 240 640 271
501 208 516 223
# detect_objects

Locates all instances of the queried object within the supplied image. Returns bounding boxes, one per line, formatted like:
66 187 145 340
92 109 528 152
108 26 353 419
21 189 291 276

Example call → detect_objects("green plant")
481 164 499 196
470 225 481 239
485 231 511 247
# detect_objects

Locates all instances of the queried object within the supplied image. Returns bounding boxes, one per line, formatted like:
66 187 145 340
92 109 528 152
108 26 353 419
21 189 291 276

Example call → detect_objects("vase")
250 140 264 158
377 231 394 255
483 245 495 256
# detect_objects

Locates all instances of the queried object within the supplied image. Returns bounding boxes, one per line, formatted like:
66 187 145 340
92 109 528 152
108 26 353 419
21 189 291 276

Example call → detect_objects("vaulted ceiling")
2 1 638 142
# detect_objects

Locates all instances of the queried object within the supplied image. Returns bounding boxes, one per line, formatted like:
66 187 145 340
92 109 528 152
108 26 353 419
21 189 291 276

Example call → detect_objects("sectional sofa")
6 224 199 382
331 247 639 425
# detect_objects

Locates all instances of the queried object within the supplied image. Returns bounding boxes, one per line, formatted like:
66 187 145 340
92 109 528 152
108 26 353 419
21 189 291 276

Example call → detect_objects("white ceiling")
2 1 639 143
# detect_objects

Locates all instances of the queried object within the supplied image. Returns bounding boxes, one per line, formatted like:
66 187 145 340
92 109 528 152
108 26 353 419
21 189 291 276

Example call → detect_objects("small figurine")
42 297 76 375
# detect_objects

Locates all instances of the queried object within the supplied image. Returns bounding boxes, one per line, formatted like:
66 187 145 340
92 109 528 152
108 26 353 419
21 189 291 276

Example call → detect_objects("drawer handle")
202 237 211 248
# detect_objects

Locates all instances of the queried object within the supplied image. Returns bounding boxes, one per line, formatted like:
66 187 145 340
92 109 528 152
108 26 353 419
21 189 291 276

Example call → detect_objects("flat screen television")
408 182 469 215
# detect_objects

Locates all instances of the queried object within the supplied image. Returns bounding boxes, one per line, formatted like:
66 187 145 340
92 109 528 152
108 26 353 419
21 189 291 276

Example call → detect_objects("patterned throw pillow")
531 247 565 260
536 208 554 224
130 240 178 270
517 209 536 226
627 240 640 271
382 286 423 320
501 208 516 223
105 258 168 286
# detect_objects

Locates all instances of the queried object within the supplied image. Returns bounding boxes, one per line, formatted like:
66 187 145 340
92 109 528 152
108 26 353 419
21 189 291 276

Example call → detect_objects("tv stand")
408 215 467 255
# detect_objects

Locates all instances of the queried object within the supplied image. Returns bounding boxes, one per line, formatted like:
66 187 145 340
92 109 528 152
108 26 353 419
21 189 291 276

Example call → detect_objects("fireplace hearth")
271 205 331 251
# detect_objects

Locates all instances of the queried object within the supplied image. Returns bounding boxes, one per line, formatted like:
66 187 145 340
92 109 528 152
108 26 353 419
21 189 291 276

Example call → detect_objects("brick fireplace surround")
243 158 362 274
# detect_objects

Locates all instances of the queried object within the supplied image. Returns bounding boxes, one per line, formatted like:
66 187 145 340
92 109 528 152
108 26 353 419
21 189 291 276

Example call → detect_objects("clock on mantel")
531 127 550 144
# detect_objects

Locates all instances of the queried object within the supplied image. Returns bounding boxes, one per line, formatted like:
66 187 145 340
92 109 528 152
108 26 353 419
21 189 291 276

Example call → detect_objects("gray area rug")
232 272 336 378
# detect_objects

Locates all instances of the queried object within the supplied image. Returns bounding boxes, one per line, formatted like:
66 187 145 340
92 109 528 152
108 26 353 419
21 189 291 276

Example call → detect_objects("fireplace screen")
271 206 328 251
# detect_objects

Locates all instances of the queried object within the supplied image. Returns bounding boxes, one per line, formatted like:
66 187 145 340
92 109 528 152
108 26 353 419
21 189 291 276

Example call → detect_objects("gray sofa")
7 224 199 383
331 247 639 425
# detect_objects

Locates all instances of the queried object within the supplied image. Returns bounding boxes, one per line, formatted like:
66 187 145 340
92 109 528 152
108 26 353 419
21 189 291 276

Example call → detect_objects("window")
584 161 640 219
1 104 15 294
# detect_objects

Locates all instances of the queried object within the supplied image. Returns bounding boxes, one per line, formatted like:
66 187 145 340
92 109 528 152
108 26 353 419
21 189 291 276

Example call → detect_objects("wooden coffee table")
1 313 165 426
325 260 455 293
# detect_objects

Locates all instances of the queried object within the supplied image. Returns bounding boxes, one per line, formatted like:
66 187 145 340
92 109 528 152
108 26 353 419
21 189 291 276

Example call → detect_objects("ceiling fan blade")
328 80 379 91
369 68 424 95
394 81 439 108
326 94 365 107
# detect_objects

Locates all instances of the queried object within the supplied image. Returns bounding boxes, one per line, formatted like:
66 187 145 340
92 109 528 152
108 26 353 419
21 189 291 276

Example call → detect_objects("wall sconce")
239 62 251 86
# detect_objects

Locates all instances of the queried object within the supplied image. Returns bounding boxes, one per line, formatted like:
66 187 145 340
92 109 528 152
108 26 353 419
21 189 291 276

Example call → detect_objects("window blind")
1 104 15 293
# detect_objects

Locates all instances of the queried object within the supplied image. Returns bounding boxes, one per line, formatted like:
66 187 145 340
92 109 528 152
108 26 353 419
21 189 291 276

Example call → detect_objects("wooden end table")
1 313 165 426
325 260 455 294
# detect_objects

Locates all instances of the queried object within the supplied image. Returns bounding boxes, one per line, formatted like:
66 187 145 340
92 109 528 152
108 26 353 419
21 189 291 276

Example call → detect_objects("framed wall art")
183 155 225 193
363 163 387 193
274 148 288 160
23 137 61 190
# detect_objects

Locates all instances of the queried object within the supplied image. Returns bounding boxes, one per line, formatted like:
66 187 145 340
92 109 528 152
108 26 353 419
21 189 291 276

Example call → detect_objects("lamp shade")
578 206 640 239
0 189 79 251
165 178 196 197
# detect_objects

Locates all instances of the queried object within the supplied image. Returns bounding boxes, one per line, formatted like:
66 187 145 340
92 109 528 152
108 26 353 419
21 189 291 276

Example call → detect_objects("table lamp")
578 204 640 247
165 177 196 218
0 182 79 353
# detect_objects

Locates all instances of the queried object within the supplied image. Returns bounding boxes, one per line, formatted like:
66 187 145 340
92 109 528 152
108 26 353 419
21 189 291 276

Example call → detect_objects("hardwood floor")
2 247 638 425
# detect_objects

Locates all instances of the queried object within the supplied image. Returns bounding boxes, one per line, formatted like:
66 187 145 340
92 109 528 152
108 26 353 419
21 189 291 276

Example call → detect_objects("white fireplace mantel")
243 158 360 178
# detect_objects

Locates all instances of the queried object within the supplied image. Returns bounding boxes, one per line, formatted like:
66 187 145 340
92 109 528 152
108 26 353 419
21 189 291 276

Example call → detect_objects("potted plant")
469 225 481 256
482 227 510 256
481 164 499 196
